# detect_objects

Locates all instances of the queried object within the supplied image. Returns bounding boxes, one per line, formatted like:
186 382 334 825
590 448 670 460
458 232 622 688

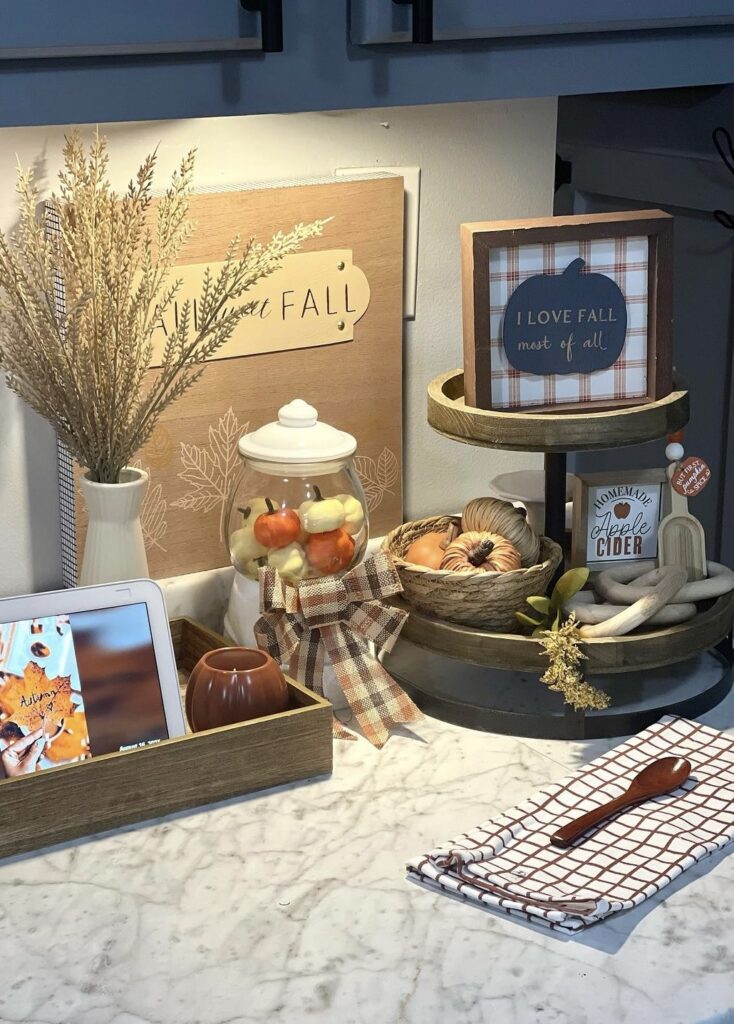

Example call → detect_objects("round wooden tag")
671 456 711 497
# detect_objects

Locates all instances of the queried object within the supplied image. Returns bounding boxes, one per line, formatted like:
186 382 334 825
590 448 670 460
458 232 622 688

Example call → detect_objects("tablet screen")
0 603 169 777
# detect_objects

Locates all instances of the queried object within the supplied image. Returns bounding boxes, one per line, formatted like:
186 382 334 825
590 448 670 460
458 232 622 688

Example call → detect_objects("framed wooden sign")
462 210 673 412
56 175 404 583
572 469 668 572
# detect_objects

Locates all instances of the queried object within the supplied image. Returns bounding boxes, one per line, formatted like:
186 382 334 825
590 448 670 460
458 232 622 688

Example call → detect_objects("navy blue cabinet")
0 1 265 58
351 1 734 45
1 0 733 127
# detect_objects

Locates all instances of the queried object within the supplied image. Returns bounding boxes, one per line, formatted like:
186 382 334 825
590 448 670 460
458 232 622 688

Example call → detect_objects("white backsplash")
0 98 555 598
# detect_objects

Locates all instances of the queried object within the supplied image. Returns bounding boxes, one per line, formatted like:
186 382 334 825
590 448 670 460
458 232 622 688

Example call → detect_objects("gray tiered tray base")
384 640 733 740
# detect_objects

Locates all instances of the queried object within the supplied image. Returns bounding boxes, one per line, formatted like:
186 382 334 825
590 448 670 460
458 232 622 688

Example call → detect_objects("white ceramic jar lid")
238 399 357 464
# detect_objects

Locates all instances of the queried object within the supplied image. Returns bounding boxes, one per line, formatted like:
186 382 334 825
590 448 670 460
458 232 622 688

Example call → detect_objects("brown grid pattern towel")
489 234 649 410
407 717 734 933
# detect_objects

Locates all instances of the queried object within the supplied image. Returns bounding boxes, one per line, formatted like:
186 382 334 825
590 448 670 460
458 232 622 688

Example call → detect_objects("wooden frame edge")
571 468 668 570
460 210 674 413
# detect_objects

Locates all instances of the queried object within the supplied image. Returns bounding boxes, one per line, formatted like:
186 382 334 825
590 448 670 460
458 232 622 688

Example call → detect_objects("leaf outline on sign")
353 447 399 512
130 460 168 553
172 408 248 539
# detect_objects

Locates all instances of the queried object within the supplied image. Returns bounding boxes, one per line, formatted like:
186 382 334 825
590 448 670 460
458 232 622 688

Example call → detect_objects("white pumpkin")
336 494 365 536
298 487 346 534
230 526 268 574
267 542 307 580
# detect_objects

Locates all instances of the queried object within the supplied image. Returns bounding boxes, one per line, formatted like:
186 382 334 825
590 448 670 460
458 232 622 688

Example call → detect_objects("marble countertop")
3 684 734 1024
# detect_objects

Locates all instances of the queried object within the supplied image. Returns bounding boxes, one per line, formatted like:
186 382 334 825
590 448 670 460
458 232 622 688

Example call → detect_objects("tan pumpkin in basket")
440 531 522 574
461 497 540 567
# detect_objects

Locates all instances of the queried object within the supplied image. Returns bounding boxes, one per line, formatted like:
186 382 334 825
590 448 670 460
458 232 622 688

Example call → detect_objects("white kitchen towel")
407 716 734 933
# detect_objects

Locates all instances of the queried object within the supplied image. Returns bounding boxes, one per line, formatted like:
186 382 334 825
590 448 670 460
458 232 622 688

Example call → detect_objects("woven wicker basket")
384 515 563 632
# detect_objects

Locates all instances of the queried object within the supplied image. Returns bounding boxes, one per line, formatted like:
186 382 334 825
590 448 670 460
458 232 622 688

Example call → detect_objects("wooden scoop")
550 756 692 849
658 464 707 582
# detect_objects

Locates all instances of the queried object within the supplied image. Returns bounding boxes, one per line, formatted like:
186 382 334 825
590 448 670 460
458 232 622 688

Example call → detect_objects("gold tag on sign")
148 250 371 367
672 456 711 497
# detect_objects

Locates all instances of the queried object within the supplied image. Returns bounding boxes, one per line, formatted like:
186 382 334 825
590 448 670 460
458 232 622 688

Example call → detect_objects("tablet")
0 580 186 778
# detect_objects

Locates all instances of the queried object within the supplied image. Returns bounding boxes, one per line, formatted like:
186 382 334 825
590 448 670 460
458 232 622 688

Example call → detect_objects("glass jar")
224 399 369 585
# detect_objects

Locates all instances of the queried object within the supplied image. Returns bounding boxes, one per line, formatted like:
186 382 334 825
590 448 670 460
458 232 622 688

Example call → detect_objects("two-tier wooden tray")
393 592 734 675
386 370 733 740
427 369 690 453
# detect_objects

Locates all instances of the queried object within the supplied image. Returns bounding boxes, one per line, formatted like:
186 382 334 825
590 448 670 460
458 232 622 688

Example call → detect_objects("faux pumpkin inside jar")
225 399 369 585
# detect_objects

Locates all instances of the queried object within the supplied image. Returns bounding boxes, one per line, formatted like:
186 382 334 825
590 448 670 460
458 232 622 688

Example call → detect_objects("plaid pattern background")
255 552 422 748
407 716 734 933
489 234 649 410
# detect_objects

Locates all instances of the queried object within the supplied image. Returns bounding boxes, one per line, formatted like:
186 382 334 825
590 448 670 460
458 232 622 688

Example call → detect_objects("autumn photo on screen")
0 605 169 778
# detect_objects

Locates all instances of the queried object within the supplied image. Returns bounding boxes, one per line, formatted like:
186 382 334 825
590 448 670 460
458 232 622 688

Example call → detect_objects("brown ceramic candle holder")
185 647 290 733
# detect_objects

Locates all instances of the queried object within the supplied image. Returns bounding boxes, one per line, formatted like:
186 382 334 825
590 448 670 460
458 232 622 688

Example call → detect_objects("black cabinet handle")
393 0 433 44
241 0 283 53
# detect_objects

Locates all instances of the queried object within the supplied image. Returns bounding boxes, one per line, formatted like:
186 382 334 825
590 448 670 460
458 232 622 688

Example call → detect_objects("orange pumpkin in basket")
440 532 521 574
404 523 459 569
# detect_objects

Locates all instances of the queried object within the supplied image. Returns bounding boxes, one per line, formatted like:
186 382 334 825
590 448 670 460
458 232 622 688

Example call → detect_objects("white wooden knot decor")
565 560 734 638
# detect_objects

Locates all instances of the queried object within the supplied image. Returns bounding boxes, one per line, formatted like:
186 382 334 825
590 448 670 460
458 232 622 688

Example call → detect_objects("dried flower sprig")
0 130 326 483
537 614 610 712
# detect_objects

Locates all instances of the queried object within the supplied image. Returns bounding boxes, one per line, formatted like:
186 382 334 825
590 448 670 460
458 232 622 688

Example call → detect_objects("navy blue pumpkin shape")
502 257 627 376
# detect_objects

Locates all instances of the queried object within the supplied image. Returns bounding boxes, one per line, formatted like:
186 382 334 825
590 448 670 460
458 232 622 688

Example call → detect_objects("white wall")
0 99 556 596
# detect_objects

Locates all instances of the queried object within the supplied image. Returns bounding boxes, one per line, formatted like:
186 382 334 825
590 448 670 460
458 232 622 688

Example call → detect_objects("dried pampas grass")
0 130 325 483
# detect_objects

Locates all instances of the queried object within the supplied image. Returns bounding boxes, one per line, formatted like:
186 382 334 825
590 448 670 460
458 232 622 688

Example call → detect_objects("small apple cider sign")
586 482 663 566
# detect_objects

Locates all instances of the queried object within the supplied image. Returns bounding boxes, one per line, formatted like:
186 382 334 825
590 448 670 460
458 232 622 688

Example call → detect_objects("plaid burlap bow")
254 551 422 748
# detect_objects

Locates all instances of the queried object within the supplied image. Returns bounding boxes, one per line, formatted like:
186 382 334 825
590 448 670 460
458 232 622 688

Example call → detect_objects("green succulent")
516 567 589 637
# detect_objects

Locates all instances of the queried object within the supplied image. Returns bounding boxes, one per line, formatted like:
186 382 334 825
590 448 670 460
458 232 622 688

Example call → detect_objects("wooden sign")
57 175 404 583
572 470 667 572
462 210 673 412
149 250 371 365
671 456 711 498
502 257 627 376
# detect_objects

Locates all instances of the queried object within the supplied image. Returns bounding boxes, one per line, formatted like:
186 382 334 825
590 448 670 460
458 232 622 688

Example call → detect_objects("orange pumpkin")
440 531 521 573
404 524 459 569
254 498 301 549
306 528 355 575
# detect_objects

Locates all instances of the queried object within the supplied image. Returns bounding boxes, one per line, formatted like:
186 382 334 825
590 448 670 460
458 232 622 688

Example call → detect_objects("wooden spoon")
550 756 692 849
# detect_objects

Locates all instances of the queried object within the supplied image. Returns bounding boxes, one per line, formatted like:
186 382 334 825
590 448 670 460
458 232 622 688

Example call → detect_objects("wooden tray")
395 590 734 674
427 369 689 453
0 617 332 860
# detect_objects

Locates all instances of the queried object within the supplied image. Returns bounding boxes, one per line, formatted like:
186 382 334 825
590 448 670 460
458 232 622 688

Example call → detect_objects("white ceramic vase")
78 467 149 586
